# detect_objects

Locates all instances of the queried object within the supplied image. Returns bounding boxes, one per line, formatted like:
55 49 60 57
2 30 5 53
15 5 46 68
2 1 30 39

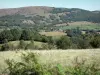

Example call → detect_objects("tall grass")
4 52 100 75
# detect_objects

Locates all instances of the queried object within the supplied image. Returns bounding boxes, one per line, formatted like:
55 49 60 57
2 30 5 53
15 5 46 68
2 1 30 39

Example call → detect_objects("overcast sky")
0 0 100 11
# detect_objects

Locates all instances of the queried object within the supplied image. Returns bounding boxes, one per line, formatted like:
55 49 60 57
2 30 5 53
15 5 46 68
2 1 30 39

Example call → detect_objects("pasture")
40 31 67 36
0 49 100 71
55 21 100 30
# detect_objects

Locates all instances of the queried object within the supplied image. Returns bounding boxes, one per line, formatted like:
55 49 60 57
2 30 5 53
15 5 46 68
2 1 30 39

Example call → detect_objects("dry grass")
55 21 95 26
68 21 95 26
8 41 45 48
0 49 100 70
55 21 100 30
0 6 53 16
40 31 66 36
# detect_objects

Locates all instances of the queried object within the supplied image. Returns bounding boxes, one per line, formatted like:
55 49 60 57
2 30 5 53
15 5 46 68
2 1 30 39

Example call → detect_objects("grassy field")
0 49 100 71
55 21 100 30
40 31 67 36
0 41 46 49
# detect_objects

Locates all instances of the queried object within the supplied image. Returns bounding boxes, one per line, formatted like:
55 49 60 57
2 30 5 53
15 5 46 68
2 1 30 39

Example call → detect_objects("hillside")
0 6 100 30
0 6 53 16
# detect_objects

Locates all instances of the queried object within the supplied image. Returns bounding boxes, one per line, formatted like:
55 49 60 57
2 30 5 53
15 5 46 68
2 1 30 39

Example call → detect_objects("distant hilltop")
0 6 99 16
0 6 100 28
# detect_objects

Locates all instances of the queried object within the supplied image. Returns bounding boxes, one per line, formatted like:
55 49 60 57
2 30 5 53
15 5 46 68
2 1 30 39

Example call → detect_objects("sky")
0 0 100 11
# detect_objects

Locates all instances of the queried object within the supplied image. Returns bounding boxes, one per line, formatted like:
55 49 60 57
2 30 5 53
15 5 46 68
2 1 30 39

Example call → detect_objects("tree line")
0 28 100 51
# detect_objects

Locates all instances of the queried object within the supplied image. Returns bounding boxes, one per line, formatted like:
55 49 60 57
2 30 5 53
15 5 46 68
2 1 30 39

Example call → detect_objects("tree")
33 33 42 42
0 39 9 51
56 36 72 49
20 29 33 40
47 36 55 45
90 36 100 48
71 34 92 49
10 29 21 40
41 36 49 43
77 38 89 49
0 30 13 42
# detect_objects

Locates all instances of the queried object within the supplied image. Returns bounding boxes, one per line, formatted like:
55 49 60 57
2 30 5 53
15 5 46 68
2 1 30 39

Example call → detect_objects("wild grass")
0 41 46 49
0 49 100 71
1 50 100 75
40 31 67 36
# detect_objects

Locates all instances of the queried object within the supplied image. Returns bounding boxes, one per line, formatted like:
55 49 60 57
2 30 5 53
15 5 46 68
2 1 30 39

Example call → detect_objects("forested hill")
0 6 100 29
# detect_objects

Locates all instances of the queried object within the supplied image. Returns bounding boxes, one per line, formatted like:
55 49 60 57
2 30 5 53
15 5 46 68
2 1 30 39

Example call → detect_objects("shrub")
5 53 100 75
18 40 27 49
5 53 44 75
0 43 9 51
25 40 35 50
0 39 9 51
90 36 100 48
56 36 72 49
65 57 100 75
47 43 57 50
41 43 49 50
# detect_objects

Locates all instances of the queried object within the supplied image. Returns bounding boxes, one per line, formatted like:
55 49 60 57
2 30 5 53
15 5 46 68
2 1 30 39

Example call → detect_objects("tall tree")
20 29 33 40
0 30 13 42
10 29 21 40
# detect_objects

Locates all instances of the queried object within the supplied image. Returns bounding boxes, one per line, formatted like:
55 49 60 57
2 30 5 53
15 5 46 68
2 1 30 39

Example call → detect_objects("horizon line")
0 5 99 11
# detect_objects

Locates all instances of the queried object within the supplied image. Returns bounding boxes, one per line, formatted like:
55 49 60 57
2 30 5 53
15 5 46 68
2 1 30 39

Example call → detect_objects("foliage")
56 64 65 75
10 29 21 40
0 39 9 51
20 29 33 40
90 35 100 48
77 36 91 49
25 40 35 50
49 57 100 75
5 52 44 75
41 43 49 50
3 52 100 75
0 28 100 50
65 57 100 75
66 28 81 37
51 8 100 23
18 40 27 49
0 30 13 42
56 36 72 49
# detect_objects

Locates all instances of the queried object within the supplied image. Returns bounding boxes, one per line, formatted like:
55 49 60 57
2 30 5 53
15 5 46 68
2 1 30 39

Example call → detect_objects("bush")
5 53 44 75
90 36 100 48
18 40 27 49
5 53 100 75
56 36 72 49
25 40 35 50
0 39 9 51
41 43 49 50
77 38 90 49
65 57 100 75
0 43 9 51
48 43 57 50
71 35 92 49
50 57 100 75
